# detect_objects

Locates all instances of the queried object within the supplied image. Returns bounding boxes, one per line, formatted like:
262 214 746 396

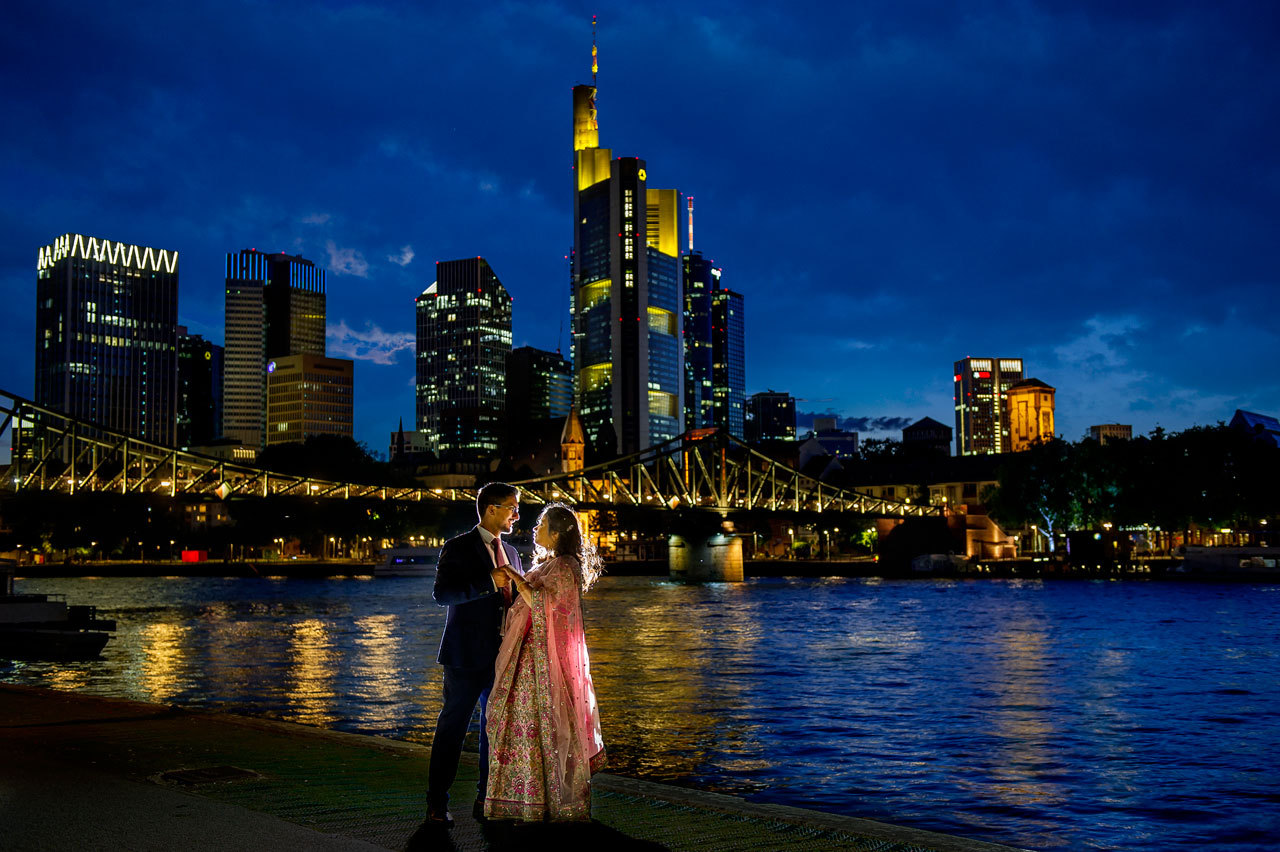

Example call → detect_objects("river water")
3 574 1277 851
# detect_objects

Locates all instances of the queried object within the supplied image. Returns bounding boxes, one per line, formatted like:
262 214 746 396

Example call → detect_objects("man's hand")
490 566 508 588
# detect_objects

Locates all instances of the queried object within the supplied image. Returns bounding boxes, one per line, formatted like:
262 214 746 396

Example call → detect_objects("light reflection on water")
3 575 1278 851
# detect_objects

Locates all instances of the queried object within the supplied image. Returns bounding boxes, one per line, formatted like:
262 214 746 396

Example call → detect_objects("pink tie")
492 539 513 606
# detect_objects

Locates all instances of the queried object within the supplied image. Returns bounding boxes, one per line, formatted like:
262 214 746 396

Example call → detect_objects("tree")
984 438 1077 550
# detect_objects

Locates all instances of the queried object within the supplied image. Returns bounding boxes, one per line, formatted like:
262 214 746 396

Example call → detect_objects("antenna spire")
687 196 695 253
591 15 598 86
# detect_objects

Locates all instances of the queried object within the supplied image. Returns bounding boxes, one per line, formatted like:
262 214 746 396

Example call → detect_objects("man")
423 482 522 827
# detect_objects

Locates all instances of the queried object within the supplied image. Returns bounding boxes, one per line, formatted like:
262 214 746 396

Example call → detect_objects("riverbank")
14 555 1273 582
0 684 1027 852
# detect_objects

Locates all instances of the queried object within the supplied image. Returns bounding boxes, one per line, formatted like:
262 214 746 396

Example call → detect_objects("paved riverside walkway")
0 685 1030 852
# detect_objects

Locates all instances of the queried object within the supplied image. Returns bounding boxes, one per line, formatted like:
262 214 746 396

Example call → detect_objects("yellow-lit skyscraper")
571 70 683 455
223 250 326 448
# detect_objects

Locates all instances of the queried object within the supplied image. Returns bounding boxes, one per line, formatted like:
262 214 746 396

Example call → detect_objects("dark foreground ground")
0 684 1029 852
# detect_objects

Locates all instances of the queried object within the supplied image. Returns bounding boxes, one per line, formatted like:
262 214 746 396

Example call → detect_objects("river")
3 574 1277 851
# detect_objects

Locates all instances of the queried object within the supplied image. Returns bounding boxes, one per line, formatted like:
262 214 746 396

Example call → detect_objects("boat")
0 564 116 660
911 553 971 574
1175 546 1279 576
375 546 440 578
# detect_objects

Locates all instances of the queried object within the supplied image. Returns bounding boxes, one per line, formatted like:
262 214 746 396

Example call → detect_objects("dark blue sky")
3 1 1278 452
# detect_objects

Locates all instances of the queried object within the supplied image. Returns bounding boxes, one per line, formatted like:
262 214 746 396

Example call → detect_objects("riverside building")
35 233 179 445
415 257 512 457
222 250 326 448
953 357 1024 455
570 53 683 455
1006 378 1056 452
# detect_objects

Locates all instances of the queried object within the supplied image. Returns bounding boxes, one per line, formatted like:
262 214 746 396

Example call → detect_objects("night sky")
3 1 1278 454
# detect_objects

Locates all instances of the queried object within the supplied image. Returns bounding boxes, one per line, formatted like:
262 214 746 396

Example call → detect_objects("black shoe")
473 798 487 821
426 805 454 827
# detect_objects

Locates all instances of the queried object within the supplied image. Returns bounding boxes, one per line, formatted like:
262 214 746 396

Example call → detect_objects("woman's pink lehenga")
484 555 606 821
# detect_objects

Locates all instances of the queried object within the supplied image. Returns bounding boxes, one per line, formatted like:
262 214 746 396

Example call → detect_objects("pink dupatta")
486 555 605 820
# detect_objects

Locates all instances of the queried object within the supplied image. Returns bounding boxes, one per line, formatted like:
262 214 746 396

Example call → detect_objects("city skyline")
2 2 1277 452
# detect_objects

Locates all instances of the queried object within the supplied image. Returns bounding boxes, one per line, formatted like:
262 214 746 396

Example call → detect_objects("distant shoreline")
11 556 1276 582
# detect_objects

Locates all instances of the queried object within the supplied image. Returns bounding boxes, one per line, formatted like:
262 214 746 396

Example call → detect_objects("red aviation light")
978 371 991 378
954 374 961 382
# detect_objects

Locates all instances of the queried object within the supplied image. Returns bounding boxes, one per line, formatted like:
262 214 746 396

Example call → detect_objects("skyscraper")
953 357 1024 455
571 67 683 455
416 257 512 457
222 249 325 448
683 253 745 438
176 326 222 448
35 233 179 445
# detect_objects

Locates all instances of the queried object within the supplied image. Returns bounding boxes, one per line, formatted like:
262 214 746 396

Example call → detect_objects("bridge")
1 389 941 579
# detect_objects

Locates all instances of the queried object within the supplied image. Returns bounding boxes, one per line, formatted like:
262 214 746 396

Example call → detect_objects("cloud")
796 411 915 435
301 212 331 225
327 319 413 365
388 245 415 267
325 240 370 277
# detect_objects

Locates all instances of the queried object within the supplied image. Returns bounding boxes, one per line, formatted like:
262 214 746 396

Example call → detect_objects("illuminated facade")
1089 423 1132 443
223 250 326 448
683 253 745 438
1006 378 1056 452
571 78 683 455
176 326 222 448
265 354 353 446
415 258 512 457
35 233 179 445
745 391 796 442
953 357 1024 455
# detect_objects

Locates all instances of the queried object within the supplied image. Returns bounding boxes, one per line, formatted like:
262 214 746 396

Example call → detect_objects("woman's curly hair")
534 503 604 593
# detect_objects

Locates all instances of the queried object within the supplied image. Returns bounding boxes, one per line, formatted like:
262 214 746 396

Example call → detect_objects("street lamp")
788 528 795 559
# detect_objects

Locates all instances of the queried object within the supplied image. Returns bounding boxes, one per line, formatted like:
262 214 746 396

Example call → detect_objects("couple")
423 483 606 829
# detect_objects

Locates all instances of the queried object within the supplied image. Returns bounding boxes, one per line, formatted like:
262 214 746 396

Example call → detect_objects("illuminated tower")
1006 378 1056 452
35 234 179 445
415 257 512 457
953 357 1024 455
223 250 326 448
571 26 683 455
683 252 745 438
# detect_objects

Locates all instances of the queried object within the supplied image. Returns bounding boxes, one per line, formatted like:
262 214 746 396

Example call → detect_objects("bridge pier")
668 534 744 582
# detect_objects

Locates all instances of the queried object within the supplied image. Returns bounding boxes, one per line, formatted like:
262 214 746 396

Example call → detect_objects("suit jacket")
433 527 523 670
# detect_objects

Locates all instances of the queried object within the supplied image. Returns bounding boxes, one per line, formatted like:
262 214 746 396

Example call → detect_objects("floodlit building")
1089 423 1133 443
415 257 512 457
35 233 179 445
953 357 1024 455
570 57 683 454
1006 378 1056 452
223 249 325 448
264 354 353 446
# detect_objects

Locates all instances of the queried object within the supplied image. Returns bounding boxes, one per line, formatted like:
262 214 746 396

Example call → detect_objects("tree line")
982 425 1280 541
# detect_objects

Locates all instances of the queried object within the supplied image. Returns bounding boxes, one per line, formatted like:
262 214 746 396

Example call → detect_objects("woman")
484 503 607 821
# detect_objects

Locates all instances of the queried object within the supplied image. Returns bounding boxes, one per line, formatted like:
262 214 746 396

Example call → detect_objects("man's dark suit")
426 527 521 811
